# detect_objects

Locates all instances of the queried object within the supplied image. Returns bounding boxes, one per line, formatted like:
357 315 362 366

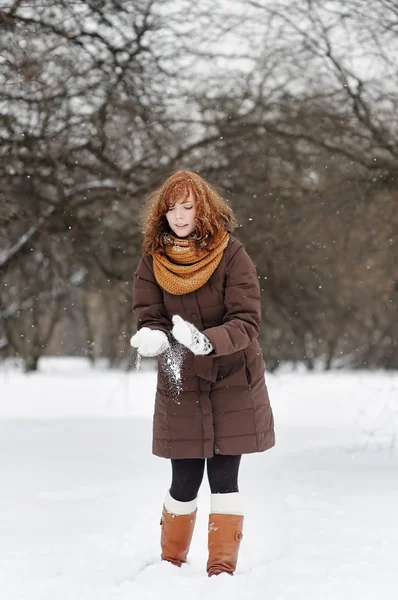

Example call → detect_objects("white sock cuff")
210 492 243 516
164 490 198 516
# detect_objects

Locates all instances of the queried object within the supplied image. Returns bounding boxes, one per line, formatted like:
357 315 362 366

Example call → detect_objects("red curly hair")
141 170 238 255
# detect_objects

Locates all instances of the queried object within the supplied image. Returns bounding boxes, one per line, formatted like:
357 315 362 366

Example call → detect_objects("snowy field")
1 358 398 600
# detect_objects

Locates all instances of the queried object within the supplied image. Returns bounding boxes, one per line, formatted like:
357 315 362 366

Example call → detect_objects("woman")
131 170 275 577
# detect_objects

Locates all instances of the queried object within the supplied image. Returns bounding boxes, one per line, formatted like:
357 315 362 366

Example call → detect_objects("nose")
175 206 184 220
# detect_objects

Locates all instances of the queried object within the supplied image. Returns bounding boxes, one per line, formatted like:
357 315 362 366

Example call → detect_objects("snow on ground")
1 358 398 600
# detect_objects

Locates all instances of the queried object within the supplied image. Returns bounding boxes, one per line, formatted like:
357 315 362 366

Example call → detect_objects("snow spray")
160 342 187 402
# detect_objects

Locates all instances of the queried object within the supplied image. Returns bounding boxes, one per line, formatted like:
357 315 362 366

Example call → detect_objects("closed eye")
167 204 193 212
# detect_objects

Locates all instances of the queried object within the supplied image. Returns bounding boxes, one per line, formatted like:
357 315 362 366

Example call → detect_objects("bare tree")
1 0 397 371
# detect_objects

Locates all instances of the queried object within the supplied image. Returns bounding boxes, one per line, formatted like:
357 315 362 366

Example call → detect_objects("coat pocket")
243 350 252 386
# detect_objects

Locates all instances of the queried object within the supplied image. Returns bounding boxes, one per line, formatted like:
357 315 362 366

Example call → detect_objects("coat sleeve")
202 244 261 356
132 255 171 334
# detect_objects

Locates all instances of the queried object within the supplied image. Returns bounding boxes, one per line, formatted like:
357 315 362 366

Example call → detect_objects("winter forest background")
1 0 398 373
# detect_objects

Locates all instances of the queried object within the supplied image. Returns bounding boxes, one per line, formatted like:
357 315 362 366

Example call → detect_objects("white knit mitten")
130 327 170 357
171 315 213 355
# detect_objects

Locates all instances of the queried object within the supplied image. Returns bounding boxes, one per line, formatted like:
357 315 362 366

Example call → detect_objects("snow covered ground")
1 358 397 600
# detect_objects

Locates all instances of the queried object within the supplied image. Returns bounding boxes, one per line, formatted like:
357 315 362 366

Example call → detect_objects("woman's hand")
130 327 170 357
171 315 213 355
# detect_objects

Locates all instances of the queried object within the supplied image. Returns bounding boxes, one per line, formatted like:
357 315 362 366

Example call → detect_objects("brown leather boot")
207 513 244 577
160 506 197 567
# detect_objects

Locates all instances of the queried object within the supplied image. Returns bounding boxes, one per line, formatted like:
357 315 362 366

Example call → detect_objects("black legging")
169 455 242 503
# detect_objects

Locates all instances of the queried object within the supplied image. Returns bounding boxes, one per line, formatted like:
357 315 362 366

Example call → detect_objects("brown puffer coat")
132 236 275 459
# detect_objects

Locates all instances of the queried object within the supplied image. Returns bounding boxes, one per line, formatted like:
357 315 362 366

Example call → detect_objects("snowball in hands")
171 315 213 355
130 327 169 357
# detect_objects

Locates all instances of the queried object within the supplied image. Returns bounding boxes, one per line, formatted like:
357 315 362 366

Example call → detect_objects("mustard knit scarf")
153 231 230 295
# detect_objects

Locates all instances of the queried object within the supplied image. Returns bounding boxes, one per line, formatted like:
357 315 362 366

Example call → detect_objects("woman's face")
165 190 197 237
